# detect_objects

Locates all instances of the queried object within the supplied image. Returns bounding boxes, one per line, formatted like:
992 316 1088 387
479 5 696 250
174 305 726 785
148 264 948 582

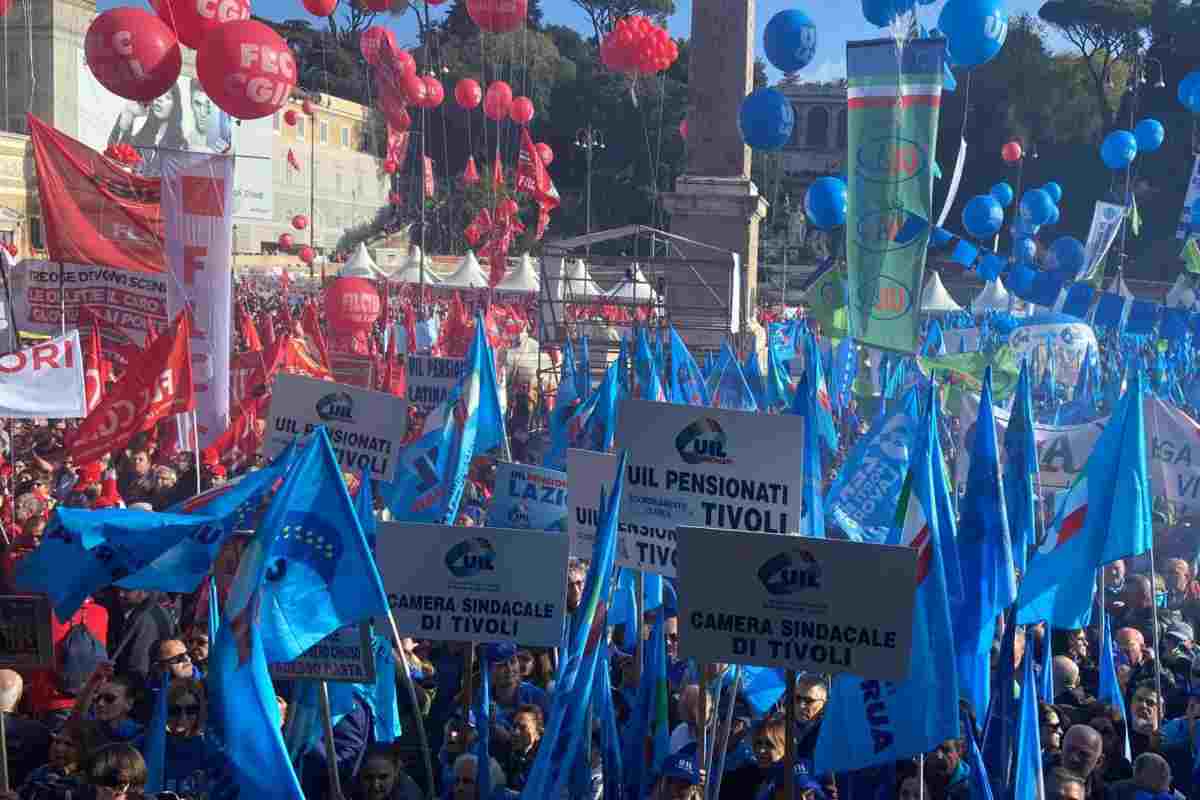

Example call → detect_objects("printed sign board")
376 522 568 647
609 399 806 575
487 462 568 532
0 594 53 669
264 374 407 481
404 355 467 413
676 528 918 680
269 623 376 684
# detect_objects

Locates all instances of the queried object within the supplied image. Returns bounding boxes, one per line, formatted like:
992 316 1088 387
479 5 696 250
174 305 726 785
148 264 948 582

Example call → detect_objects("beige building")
779 79 848 191
0 0 392 262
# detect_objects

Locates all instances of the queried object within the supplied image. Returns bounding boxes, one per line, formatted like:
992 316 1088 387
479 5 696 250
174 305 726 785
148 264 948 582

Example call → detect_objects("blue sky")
101 0 1060 82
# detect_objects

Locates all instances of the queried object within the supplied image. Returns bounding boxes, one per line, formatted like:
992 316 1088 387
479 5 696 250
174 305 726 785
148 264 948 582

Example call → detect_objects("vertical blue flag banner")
1017 370 1152 627
743 350 768 411
144 669 170 794
669 327 710 407
1004 360 1039 577
257 427 391 664
1097 608 1133 761
708 341 758 412
475 648 492 800
634 326 666 402
983 615 1018 799
1013 650 1045 800
624 610 670 798
354 467 377 553
487 462 569 532
765 342 794 411
794 370 826 539
815 387 959 774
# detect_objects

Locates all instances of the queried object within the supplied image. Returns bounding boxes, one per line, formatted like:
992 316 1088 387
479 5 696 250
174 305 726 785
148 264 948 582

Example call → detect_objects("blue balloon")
938 0 1007 68
863 0 916 28
738 89 794 151
990 181 1014 208
1100 130 1138 170
1179 71 1200 113
978 253 1006 281
764 10 818 74
1049 236 1085 275
962 194 1004 238
1044 204 1060 227
1042 182 1062 204
1019 189 1055 227
1008 261 1038 297
1012 236 1037 263
1134 118 1165 152
805 177 848 230
1190 198 1200 230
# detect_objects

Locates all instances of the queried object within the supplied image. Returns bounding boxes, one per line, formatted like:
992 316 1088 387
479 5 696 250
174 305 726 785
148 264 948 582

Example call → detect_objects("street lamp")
574 126 605 246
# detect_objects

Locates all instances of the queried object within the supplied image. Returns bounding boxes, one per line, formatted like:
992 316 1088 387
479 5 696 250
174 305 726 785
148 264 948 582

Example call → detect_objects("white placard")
610 399 806 576
264 374 407 480
404 355 467 413
376 522 568 647
268 623 376 684
567 449 643 567
0 332 86 419
676 527 918 680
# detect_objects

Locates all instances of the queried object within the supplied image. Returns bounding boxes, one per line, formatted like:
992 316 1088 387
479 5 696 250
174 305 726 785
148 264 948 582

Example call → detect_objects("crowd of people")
0 273 1197 800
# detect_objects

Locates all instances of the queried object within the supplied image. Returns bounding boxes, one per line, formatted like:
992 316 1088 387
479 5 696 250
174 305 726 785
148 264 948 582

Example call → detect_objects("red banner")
28 114 165 274
68 312 194 464
230 350 267 408
423 156 435 199
208 394 269 470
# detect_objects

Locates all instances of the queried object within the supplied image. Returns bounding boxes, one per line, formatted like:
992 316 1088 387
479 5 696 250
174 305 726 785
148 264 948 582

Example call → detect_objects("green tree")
567 0 677 40
1038 0 1150 129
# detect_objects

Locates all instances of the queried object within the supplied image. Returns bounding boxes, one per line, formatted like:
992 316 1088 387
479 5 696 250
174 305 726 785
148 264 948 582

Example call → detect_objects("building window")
806 106 829 148
320 121 328 144
341 126 350 147
837 108 848 148
297 118 305 140
789 105 803 147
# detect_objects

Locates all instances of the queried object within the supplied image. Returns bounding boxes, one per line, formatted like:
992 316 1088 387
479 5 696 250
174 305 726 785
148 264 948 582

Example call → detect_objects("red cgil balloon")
324 277 382 333
454 78 482 110
1001 141 1023 163
464 224 482 246
466 0 528 33
384 159 398 174
483 80 512 121
150 0 250 51
197 20 296 120
509 95 534 125
278 233 294 250
401 73 428 106
423 76 444 108
284 108 298 126
389 191 403 205
359 26 397 67
299 246 316 265
679 119 687 140
303 0 338 15
499 198 519 217
85 8 182 103
536 142 553 165
292 214 309 230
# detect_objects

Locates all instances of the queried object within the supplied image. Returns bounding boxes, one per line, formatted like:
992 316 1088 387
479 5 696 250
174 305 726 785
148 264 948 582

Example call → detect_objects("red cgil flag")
83 320 105 415
463 155 480 184
492 150 505 188
423 156 435 198
287 148 301 172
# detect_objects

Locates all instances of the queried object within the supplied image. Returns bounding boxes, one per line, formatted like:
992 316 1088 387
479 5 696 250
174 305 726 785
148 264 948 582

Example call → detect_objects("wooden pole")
785 669 797 800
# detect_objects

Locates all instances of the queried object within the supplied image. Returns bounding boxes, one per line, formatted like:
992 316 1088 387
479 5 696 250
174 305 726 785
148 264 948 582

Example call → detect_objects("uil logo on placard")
316 391 355 423
445 537 497 578
507 501 531 529
757 549 822 596
675 418 732 465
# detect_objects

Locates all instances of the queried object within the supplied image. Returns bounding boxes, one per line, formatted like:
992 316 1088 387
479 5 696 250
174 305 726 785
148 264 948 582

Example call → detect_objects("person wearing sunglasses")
151 640 200 682
74 665 142 743
149 679 223 799
82 742 150 800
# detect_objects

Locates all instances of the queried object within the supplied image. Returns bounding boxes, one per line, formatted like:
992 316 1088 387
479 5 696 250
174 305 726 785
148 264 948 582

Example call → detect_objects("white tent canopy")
1106 274 1134 299
495 253 540 293
562 258 606 298
338 243 387 279
920 270 963 313
1166 274 1196 310
441 250 490 288
389 246 440 285
607 264 658 304
971 278 1011 313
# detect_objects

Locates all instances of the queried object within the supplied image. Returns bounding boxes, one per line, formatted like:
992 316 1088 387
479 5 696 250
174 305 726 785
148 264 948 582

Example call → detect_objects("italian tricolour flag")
1038 472 1088 556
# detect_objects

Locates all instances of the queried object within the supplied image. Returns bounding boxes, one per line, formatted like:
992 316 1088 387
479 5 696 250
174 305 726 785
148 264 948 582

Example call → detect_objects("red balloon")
278 233 294 250
302 99 315 116
401 73 428 106
0 0 10 16
283 109 298 126
536 142 553 165
509 95 534 125
428 0 448 4
423 76 445 108
483 81 512 121
325 277 382 333
465 224 482 246
499 198 519 217
303 0 338 14
1001 141 1023 163
150 0 251 51
197 20 296 120
299 246 316 265
293 214 309 230
384 159 398 174
378 92 411 131
85 9 182 103
359 26 397 67
454 78 482 110
679 119 688 140
389 191 403 205
362 0 391 10
467 0 528 33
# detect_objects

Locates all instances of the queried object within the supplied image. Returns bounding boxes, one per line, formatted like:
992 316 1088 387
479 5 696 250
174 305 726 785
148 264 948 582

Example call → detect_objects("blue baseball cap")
483 642 518 663
659 752 700 785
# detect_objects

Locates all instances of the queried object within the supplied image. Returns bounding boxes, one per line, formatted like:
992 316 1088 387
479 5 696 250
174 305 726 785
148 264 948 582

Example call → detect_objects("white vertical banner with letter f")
162 152 234 449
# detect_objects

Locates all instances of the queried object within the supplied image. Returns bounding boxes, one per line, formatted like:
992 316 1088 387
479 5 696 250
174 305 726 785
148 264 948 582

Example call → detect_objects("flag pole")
784 669 796 800
0 706 9 793
709 666 742 800
1148 540 1164 708
464 643 476 718
191 410 202 497
318 680 344 800
697 664 709 790
381 608 437 797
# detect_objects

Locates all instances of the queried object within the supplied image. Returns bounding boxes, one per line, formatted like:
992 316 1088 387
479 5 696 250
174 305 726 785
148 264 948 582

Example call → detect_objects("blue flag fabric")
803 330 838 452
742 350 767 411
544 354 623 471
1013 649 1045 800
144 669 170 793
521 452 625 798
1017 370 1153 627
1098 609 1133 761
258 427 390 664
207 576 220 642
814 390 959 774
624 609 670 798
764 342 793 411
355 467 377 553
794 370 825 539
1039 630 1054 705
668 328 709 407
927 392 965 610
966 724 995 800
577 336 592 402
983 616 1017 799
708 342 758 412
593 637 625 800
955 367 1017 722
208 484 305 800
634 327 666 402
1004 360 1039 577
831 337 859 412
16 509 212 620
475 648 492 800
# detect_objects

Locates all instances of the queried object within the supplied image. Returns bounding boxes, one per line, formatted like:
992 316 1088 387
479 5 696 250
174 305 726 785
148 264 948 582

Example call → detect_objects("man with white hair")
452 753 515 799
0 668 51 787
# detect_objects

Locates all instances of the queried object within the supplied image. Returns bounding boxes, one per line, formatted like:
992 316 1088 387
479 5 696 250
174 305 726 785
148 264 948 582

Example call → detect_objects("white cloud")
807 59 847 82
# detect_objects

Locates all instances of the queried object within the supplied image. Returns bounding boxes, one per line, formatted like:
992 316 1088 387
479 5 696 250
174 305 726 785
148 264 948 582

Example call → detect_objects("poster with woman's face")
75 49 274 221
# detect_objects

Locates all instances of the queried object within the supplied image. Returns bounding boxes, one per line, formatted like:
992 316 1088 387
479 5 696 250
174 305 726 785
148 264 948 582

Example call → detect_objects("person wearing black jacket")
106 590 177 685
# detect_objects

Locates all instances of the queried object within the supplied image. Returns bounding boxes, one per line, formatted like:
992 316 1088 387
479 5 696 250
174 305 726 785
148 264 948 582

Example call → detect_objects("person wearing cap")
653 751 702 800
437 712 477 795
756 759 824 800
1161 621 1198 694
485 642 549 726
